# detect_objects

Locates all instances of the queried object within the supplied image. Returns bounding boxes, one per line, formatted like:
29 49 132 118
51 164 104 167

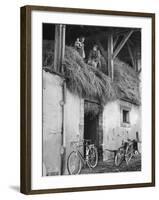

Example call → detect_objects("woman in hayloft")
87 44 101 69
74 37 86 59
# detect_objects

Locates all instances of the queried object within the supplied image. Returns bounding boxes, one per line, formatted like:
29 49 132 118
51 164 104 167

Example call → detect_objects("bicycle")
114 139 140 167
67 139 98 175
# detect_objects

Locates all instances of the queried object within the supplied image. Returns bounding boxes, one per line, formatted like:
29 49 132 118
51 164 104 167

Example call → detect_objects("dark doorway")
84 113 99 161
84 101 101 154
84 113 99 146
84 101 103 160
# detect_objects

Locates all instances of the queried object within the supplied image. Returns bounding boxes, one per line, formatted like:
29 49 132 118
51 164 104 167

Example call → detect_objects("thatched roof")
43 40 140 106
113 59 140 105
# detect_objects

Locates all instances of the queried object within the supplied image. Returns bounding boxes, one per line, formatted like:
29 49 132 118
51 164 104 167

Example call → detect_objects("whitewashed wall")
42 71 84 175
64 90 84 174
42 70 63 175
42 71 141 171
102 99 141 160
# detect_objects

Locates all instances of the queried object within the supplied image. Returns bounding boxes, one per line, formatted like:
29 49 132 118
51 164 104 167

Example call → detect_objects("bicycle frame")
75 145 92 169
76 150 86 165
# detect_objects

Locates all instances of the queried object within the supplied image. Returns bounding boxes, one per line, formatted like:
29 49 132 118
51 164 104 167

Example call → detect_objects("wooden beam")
113 30 134 59
127 42 135 69
113 28 139 36
113 35 119 49
60 25 66 73
57 24 62 72
53 24 66 73
107 33 114 81
53 24 62 72
96 39 107 61
53 25 58 71
85 28 138 43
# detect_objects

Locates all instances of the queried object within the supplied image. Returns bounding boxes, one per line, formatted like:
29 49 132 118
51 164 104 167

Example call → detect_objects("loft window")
122 109 130 123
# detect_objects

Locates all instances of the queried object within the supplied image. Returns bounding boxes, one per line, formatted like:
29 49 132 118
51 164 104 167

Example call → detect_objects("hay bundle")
63 46 115 104
43 40 140 106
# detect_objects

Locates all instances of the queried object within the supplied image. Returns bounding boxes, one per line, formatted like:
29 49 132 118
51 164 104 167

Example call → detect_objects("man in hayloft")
88 45 101 69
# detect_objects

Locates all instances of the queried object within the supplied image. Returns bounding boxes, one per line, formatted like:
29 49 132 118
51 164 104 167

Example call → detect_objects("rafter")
127 42 135 69
113 35 119 49
113 30 134 59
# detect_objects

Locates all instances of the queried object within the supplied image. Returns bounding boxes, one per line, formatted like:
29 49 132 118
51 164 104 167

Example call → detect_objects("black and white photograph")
42 23 142 176
20 6 155 193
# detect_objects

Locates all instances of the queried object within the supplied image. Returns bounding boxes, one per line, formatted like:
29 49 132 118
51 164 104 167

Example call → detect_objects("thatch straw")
43 40 140 106
63 46 115 104
113 59 140 105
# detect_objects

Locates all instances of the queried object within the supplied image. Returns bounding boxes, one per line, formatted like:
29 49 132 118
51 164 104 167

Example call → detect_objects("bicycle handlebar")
70 139 92 147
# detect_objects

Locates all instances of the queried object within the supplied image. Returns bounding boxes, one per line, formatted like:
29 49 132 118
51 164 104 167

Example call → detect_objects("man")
88 45 101 69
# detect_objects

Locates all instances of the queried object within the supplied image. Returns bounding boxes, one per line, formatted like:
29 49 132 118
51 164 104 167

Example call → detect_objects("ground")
81 154 141 174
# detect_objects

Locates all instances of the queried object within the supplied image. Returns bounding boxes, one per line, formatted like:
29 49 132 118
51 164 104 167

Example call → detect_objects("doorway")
84 101 103 159
84 113 99 146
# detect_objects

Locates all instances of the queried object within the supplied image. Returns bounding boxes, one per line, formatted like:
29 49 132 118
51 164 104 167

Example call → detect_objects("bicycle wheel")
125 143 134 165
115 149 124 166
88 146 98 168
67 151 82 175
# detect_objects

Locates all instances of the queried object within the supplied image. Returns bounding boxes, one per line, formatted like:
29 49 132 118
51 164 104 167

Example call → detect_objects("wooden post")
58 25 62 72
61 25 66 175
61 79 66 175
107 33 114 81
54 24 66 174
53 25 58 71
60 25 66 73
127 42 136 69
53 24 63 72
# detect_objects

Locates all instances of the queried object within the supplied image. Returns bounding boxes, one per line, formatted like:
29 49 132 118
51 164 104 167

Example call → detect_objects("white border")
31 10 152 190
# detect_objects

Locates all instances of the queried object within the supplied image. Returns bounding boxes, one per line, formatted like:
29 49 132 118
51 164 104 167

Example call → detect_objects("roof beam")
113 35 119 49
127 42 135 69
107 33 114 81
85 28 137 43
113 30 134 59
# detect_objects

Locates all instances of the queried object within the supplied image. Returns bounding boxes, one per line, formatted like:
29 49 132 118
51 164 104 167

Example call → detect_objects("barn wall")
63 90 84 174
42 70 141 172
102 99 141 161
42 70 84 175
42 70 63 176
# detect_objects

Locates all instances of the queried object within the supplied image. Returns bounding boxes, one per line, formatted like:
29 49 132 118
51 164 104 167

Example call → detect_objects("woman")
88 45 101 69
74 37 85 59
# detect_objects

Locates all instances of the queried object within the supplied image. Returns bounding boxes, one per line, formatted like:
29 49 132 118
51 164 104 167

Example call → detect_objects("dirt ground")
81 154 141 174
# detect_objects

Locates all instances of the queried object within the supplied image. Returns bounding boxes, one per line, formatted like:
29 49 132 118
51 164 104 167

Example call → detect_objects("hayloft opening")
43 23 141 72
